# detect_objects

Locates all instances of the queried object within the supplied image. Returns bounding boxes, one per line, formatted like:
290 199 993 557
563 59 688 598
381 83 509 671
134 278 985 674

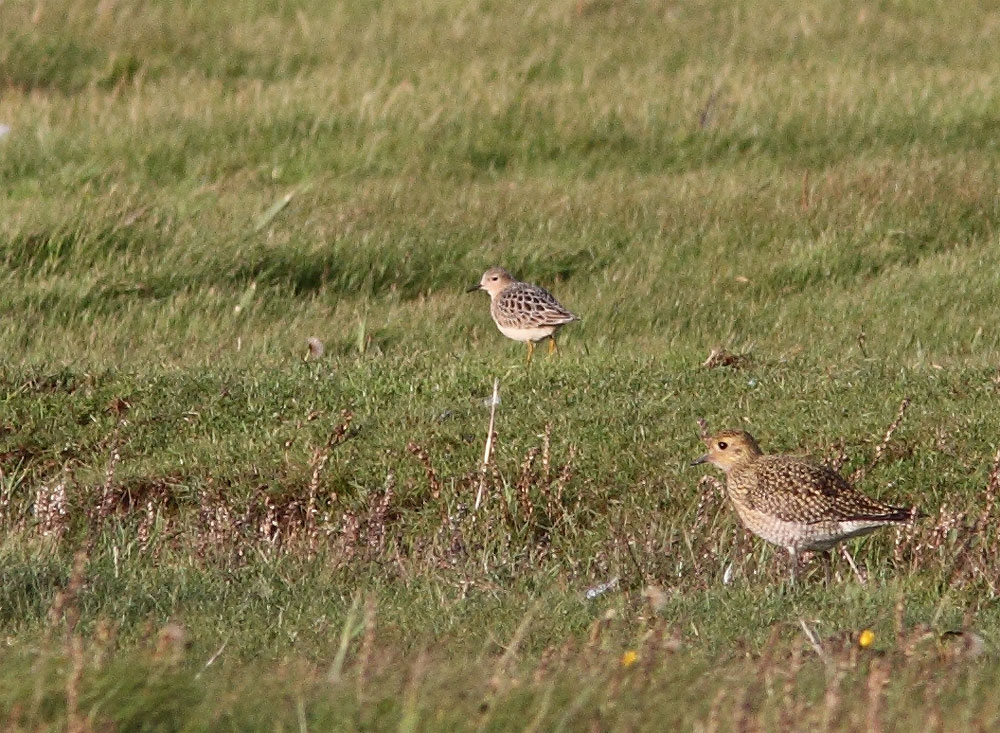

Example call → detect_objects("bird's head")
467 267 515 298
690 430 763 473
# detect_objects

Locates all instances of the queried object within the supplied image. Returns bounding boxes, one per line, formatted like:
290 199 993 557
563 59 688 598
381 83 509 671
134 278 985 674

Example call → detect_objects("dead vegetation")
0 402 585 588
4 380 1000 729
701 347 752 370
5 390 1000 599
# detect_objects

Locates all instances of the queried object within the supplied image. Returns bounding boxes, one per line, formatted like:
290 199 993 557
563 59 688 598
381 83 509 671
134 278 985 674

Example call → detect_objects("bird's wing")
748 456 912 524
495 283 578 327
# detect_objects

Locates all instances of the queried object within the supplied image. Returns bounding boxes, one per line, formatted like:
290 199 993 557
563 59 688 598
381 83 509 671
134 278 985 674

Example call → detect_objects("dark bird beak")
466 284 482 293
690 454 708 467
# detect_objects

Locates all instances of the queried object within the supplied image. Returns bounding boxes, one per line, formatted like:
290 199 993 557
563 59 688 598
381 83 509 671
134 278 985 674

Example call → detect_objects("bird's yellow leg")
548 337 557 356
526 341 535 363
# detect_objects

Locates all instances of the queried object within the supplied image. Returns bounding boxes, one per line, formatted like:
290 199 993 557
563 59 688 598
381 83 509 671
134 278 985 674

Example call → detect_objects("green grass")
3 0 1000 729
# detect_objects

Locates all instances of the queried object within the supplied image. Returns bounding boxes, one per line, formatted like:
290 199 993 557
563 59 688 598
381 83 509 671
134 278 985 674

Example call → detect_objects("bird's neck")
726 455 761 476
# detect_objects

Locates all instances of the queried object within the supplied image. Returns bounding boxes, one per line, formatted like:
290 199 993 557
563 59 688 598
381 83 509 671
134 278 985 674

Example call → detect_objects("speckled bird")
467 267 579 362
691 430 919 581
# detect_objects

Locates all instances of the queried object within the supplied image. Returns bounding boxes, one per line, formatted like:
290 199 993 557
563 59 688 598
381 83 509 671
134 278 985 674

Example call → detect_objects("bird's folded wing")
749 457 909 523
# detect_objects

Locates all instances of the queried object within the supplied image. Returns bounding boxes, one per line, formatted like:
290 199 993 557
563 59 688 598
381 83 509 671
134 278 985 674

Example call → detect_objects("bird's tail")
887 505 925 522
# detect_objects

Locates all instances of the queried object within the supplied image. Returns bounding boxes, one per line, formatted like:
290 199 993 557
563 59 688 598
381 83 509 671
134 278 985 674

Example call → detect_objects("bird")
691 429 919 582
467 267 579 362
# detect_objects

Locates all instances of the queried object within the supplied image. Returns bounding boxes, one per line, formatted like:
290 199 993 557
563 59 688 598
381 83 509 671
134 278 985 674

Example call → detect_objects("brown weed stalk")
365 472 396 555
35 479 69 540
942 444 1000 590
406 442 442 503
515 447 540 523
304 410 354 547
96 439 123 522
849 397 910 485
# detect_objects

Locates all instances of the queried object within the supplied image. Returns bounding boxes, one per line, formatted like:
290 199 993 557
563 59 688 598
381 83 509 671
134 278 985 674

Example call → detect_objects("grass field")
3 0 1000 729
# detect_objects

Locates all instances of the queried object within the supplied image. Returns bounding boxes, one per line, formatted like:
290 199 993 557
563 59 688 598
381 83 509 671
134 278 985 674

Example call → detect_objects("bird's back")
491 282 578 329
729 455 913 525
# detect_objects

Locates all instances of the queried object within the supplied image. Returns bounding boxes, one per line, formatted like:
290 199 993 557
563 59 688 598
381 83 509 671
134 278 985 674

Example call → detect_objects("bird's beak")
466 284 482 293
690 454 708 467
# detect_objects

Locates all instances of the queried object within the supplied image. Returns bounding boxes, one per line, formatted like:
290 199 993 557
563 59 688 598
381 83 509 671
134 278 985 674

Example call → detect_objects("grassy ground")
3 0 1000 729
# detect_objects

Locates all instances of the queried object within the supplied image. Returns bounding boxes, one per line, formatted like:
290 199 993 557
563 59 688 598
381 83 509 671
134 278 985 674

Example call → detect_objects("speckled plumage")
490 280 578 330
468 267 578 360
692 430 918 578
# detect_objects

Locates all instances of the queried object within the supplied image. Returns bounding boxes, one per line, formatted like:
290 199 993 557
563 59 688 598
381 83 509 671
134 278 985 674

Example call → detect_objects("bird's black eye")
718 441 728 450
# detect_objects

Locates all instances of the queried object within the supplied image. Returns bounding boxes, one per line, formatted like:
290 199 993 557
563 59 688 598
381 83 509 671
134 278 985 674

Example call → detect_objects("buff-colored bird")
468 267 579 362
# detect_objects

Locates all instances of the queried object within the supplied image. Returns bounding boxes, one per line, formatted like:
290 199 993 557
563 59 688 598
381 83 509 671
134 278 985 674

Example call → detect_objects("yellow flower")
621 650 639 668
858 629 875 649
